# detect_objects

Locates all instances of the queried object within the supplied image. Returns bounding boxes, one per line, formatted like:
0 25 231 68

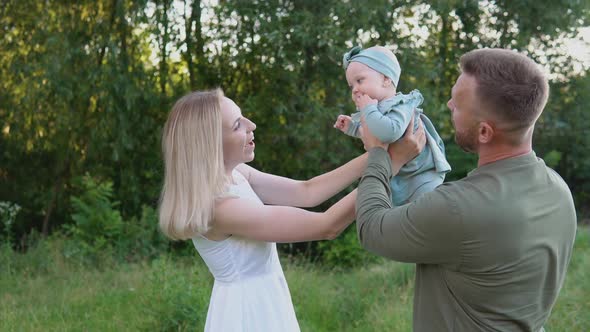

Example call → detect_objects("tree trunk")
184 0 204 90
41 168 66 235
157 0 171 96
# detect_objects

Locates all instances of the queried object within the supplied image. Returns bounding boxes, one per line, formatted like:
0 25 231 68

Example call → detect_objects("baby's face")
345 62 390 102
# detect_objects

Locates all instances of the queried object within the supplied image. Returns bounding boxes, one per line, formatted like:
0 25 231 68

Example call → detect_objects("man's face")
447 73 481 153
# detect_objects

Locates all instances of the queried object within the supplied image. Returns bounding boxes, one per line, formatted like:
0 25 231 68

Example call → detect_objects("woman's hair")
159 88 228 240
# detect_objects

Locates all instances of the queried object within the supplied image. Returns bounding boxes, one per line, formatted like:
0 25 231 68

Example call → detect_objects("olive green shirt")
356 148 576 332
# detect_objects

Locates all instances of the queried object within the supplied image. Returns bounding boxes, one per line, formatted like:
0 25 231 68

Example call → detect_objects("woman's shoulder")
221 166 263 204
235 164 254 183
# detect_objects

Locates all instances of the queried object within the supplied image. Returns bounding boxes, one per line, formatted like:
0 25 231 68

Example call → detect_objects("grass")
1 265 147 331
1 227 588 331
545 226 590 331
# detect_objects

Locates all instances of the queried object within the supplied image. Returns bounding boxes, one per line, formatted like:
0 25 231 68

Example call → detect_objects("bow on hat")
342 46 362 69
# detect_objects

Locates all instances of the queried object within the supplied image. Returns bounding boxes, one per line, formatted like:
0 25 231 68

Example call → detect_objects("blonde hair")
159 89 228 240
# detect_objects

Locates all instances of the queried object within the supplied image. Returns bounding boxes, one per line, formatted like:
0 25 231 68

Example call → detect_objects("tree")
1 0 588 248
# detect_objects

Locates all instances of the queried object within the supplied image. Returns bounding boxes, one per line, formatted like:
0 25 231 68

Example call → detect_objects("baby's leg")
389 174 444 205
406 176 444 202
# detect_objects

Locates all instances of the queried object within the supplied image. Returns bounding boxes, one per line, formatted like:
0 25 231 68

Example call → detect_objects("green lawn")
1 227 588 331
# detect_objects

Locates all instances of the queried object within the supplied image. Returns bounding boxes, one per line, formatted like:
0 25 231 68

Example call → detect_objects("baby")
334 45 451 205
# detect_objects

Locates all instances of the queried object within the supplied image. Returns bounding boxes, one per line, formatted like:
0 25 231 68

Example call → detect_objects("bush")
64 175 125 265
117 205 169 261
0 201 21 246
318 227 379 269
139 255 212 331
0 231 74 278
65 174 170 265
0 201 22 276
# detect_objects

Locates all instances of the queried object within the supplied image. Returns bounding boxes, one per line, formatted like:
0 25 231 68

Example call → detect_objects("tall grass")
545 227 590 331
1 227 588 331
288 261 415 332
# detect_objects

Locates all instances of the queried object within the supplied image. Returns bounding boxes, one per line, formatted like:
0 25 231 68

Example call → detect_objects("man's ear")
478 121 495 144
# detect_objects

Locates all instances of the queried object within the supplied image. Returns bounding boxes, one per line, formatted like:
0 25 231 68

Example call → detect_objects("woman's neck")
225 165 235 179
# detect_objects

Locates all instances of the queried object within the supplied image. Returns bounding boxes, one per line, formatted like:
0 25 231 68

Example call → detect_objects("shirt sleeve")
356 148 462 265
345 116 362 138
361 104 412 144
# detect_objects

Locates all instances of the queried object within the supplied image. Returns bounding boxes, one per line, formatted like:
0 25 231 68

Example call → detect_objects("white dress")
192 170 301 332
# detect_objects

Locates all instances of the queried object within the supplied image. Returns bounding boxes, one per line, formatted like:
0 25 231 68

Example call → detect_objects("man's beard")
454 122 479 153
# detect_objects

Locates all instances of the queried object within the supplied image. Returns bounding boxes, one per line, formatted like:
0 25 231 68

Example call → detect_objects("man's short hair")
460 48 549 131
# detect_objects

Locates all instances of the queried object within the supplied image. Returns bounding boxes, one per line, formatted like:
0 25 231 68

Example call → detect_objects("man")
356 48 577 331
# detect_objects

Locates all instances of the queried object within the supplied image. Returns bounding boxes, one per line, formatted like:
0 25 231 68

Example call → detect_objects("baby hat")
343 46 401 87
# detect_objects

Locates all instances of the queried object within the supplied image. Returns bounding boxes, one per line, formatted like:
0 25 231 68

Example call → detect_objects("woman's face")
220 97 256 171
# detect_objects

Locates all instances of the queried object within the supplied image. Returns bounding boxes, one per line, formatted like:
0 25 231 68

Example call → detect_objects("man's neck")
477 143 532 167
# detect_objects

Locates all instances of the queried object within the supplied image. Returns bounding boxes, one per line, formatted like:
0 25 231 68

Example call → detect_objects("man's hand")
388 115 426 172
360 114 387 151
334 114 352 133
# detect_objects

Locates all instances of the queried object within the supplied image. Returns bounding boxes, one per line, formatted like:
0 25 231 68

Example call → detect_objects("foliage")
1 227 589 331
535 74 590 214
0 0 589 257
0 201 21 245
318 226 380 268
139 255 212 331
0 201 21 274
121 204 170 261
1 230 64 278
0 0 165 237
64 175 125 263
64 174 168 265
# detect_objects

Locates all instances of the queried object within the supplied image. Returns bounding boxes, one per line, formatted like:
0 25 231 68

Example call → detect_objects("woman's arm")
213 189 357 243
237 153 367 208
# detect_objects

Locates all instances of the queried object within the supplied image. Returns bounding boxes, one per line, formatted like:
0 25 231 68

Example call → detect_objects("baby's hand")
334 115 352 133
354 94 378 110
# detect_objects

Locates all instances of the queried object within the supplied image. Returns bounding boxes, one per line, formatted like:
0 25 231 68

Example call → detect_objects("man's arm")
356 115 462 264
355 148 462 264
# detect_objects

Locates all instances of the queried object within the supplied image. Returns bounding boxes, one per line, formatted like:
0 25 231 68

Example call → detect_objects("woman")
158 88 423 331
